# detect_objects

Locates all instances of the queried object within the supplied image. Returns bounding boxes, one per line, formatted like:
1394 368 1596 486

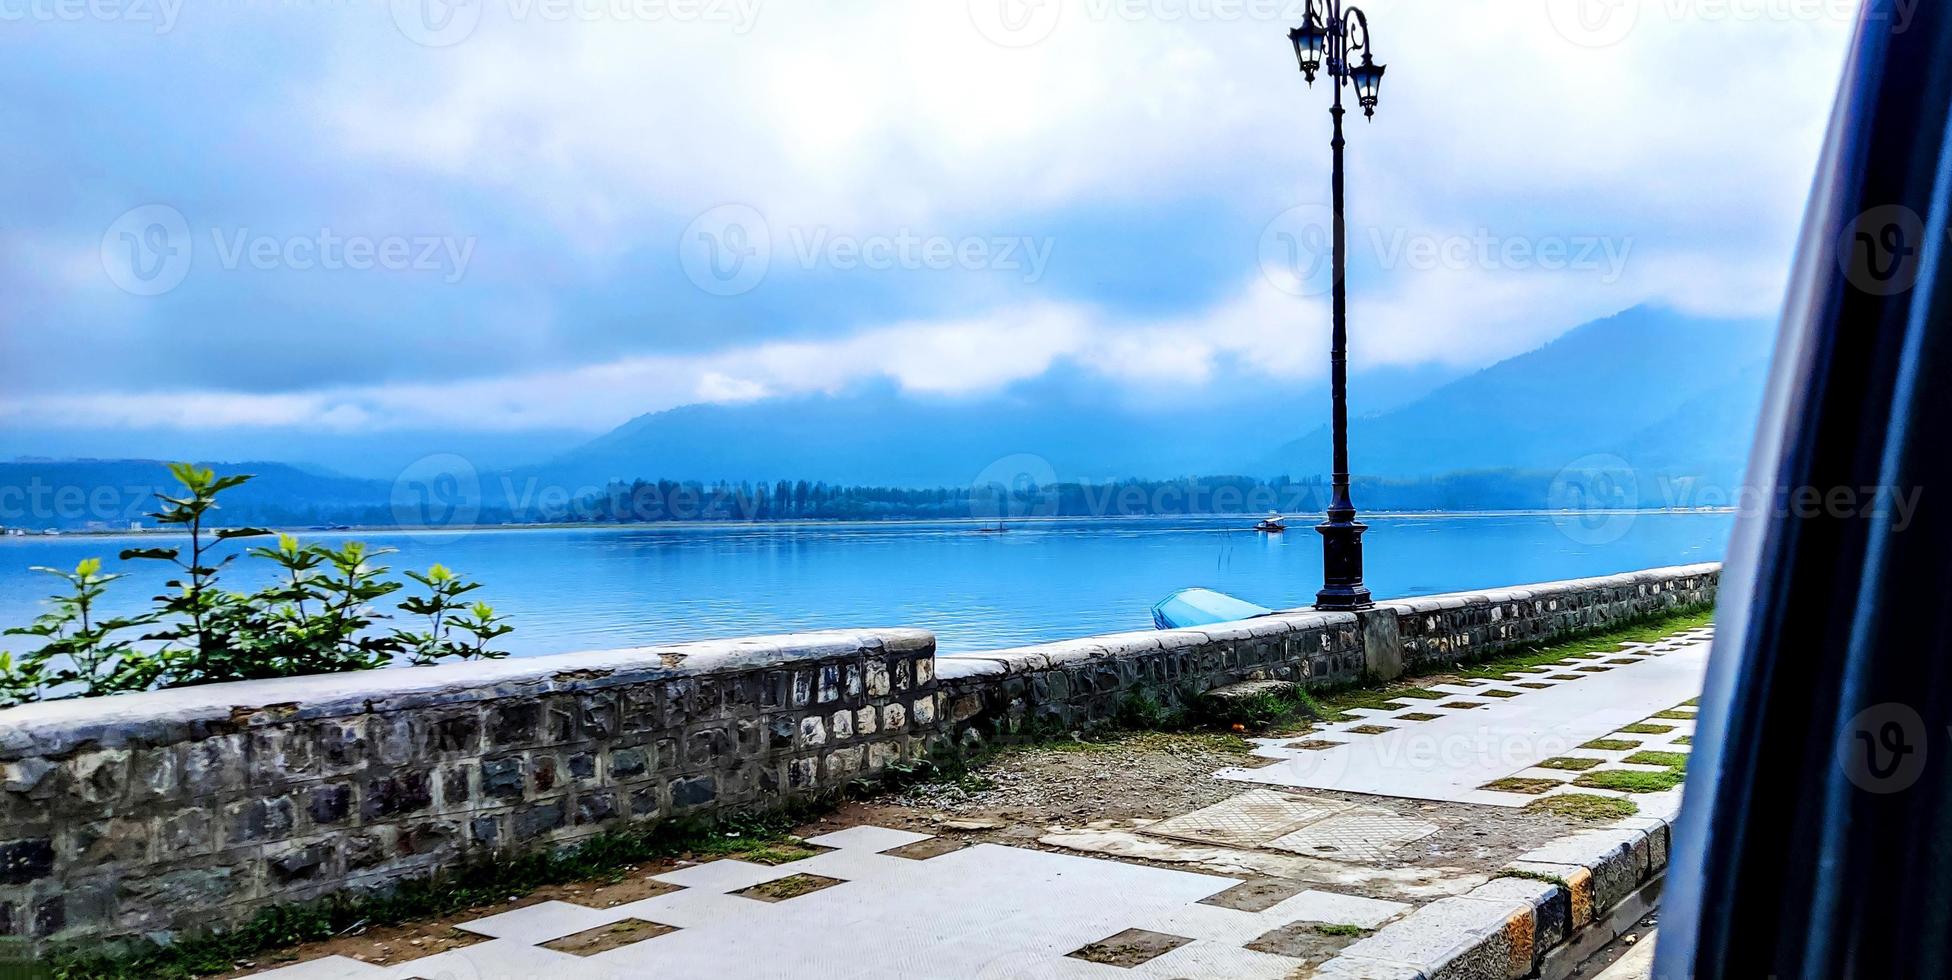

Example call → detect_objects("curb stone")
1311 813 1672 979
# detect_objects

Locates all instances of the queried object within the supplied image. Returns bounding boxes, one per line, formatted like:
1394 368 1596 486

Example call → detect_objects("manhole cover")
1265 811 1439 863
1142 789 1352 848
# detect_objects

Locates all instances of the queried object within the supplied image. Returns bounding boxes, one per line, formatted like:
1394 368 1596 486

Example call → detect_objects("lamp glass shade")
1351 54 1385 111
1289 14 1326 78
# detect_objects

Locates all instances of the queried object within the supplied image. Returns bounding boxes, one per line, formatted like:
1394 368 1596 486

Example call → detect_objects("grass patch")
733 842 830 865
1480 690 1523 699
1497 868 1572 887
1536 756 1603 771
1581 738 1641 751
1517 682 1553 690
1650 709 1698 720
1682 697 1701 707
1525 794 1640 821
1347 724 1395 735
1623 751 1690 769
1397 712 1442 722
1454 607 1715 681
1481 777 1563 794
1198 685 1326 732
1617 723 1675 735
1314 923 1370 937
1574 768 1686 793
1673 736 1693 746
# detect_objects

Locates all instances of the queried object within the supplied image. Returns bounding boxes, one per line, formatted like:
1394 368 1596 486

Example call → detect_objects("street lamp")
1287 1 1386 611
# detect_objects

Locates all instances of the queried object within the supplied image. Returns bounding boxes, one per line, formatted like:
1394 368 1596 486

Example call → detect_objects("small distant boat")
1152 588 1275 629
1255 512 1288 533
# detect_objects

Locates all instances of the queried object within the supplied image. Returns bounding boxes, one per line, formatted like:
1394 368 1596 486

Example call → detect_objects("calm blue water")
0 513 1732 657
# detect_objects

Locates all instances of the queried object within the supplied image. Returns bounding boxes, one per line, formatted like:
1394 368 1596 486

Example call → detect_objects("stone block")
512 799 567 841
669 775 716 810
482 756 526 800
487 703 542 748
0 839 53 885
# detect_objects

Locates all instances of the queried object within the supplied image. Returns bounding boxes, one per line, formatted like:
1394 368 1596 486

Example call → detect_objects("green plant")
2 559 160 704
394 564 512 666
3 464 514 707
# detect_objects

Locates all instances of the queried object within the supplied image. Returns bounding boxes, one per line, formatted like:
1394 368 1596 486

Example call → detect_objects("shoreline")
2 508 1741 540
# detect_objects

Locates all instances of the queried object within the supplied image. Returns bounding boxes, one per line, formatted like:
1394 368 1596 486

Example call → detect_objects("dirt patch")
540 918 678 956
1244 920 1369 959
885 837 971 860
1067 928 1191 967
213 924 486 977
1199 878 1308 912
839 731 1264 836
733 873 846 902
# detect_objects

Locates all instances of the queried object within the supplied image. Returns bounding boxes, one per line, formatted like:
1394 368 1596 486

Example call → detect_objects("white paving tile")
455 900 629 944
1129 902 1280 946
1262 889 1410 929
804 825 934 852
377 939 587 980
1134 939 1303 980
240 956 384 980
650 857 796 891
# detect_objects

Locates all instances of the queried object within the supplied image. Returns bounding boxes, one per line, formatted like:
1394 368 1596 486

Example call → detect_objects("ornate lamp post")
1289 2 1386 611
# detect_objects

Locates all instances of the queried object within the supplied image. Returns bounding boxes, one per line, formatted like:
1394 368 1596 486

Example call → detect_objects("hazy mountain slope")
1266 306 1777 479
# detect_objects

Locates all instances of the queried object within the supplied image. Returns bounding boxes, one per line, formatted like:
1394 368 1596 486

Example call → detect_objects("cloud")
0 0 1853 434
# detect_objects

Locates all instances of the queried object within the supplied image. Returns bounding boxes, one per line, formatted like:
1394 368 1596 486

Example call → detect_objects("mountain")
1264 306 1777 482
537 365 1460 489
0 459 391 531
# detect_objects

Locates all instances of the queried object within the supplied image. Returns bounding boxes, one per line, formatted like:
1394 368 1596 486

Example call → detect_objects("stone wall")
929 562 1720 744
0 563 1718 946
0 629 940 946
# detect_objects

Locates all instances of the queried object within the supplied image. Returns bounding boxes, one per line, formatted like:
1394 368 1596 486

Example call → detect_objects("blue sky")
0 0 1856 465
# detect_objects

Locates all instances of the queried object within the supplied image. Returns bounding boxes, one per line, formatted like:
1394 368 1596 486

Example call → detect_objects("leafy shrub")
0 464 511 707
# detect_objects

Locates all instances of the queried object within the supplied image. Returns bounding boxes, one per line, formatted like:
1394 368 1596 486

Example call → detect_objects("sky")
0 0 1864 472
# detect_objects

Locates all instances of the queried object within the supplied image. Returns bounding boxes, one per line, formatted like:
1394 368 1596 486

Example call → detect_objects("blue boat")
1151 588 1275 629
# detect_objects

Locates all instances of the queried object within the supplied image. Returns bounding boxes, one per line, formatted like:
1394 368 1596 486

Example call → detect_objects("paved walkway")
250 825 1406 980
1218 625 1709 818
246 625 1710 980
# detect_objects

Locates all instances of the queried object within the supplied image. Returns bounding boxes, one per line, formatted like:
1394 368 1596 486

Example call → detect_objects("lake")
0 513 1733 657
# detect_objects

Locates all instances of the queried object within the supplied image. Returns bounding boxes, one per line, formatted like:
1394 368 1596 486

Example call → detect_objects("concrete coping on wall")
938 610 1361 679
0 628 934 760
1349 562 1722 617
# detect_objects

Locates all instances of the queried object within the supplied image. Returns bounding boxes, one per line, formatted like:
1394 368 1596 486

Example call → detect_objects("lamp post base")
1315 517 1373 611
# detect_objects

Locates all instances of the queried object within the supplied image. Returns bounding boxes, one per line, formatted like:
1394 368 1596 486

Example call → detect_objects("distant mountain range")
1265 306 1775 483
3 304 1778 528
